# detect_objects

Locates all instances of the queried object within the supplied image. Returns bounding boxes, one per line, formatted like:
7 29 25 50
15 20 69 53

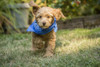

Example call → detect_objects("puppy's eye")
47 16 50 18
39 16 42 18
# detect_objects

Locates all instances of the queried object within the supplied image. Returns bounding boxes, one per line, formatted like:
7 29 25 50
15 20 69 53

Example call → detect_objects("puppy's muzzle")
43 22 46 26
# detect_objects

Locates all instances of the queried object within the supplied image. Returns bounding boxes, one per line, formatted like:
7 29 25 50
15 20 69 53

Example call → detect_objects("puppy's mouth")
40 26 49 29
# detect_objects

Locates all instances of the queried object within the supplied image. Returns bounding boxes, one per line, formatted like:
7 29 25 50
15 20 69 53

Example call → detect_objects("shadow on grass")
56 46 100 67
0 49 44 66
88 32 100 39
86 28 100 39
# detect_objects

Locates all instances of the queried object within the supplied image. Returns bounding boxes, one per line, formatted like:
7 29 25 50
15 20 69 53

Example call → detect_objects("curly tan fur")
29 1 65 57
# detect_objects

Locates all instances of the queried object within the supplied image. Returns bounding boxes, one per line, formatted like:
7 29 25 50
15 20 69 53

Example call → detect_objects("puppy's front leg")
44 39 56 57
32 37 40 51
32 33 44 52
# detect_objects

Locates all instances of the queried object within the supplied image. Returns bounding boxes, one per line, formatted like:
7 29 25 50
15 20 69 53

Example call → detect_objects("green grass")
0 28 100 67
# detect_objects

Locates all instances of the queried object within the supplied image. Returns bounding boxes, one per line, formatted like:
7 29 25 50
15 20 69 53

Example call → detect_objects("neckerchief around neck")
27 18 57 35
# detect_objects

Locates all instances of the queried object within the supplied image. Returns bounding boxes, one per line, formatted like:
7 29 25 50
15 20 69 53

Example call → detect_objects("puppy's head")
30 2 65 29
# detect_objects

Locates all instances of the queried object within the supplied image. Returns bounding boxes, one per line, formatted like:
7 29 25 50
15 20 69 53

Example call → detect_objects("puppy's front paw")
43 52 53 57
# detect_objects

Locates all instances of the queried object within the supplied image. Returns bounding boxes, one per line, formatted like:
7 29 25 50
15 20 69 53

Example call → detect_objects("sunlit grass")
0 28 100 67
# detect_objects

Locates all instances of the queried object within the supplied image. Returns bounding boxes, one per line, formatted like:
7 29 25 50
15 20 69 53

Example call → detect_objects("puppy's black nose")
43 22 46 26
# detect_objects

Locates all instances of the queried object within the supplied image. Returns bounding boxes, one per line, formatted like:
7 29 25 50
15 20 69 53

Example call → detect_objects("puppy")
27 1 65 57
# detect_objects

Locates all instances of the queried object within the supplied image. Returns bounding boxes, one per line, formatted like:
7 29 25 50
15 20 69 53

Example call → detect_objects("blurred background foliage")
0 0 100 33
46 0 100 18
0 0 100 20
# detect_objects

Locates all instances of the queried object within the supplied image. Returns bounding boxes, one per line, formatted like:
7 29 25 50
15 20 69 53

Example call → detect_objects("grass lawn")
0 28 100 67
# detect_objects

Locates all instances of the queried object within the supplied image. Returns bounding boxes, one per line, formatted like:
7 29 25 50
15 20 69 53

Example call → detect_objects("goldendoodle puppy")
27 1 65 57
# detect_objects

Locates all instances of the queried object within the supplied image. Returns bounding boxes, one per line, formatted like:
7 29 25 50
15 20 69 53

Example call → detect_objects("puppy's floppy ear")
52 9 65 21
29 0 40 15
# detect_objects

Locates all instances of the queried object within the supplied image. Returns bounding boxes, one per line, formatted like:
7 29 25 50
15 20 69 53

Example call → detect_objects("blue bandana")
27 18 57 35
